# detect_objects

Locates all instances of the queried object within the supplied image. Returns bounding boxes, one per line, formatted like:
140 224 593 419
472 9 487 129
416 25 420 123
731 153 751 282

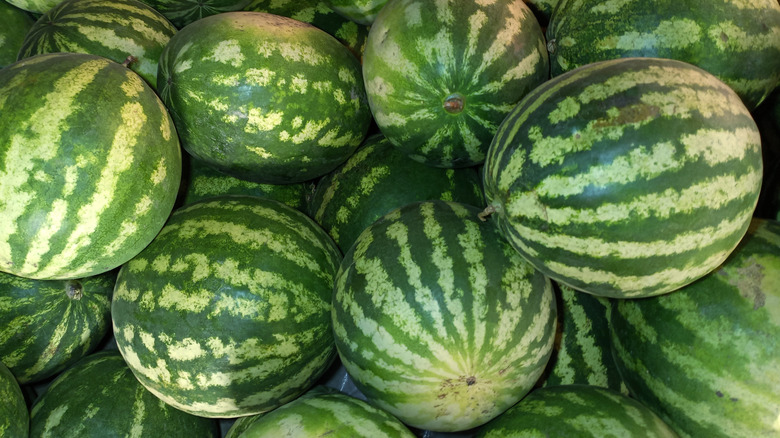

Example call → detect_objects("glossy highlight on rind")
483 57 762 298
332 200 557 432
112 196 342 418
0 52 182 280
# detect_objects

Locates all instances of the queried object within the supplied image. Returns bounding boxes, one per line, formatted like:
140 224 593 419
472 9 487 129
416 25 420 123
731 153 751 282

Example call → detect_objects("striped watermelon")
0 270 115 384
244 0 370 58
362 0 550 168
537 283 626 392
0 1 34 68
482 57 763 298
0 361 27 438
237 386 415 437
178 153 309 212
332 200 557 432
4 0 59 14
475 384 678 437
523 0 559 26
610 218 780 438
29 351 219 437
157 11 371 184
323 0 387 25
546 0 780 110
0 52 182 280
310 133 485 253
17 0 177 89
112 196 342 418
137 0 251 28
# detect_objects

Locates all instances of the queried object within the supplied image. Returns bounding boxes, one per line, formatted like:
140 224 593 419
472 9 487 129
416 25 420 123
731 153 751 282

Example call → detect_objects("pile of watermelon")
1 0 779 436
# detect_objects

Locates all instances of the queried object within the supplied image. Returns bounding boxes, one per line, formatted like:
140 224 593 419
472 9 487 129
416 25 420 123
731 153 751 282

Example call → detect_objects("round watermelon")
29 351 219 437
482 57 762 298
332 200 556 432
112 195 342 418
362 0 549 168
610 218 780 438
0 270 115 384
17 0 177 89
0 52 182 280
476 384 678 437
157 11 371 184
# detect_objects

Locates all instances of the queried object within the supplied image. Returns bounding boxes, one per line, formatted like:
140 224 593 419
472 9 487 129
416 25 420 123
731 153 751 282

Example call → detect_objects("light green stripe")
595 18 702 51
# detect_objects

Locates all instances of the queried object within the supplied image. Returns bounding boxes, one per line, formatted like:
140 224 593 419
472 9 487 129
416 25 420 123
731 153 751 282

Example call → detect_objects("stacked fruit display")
1 0 779 437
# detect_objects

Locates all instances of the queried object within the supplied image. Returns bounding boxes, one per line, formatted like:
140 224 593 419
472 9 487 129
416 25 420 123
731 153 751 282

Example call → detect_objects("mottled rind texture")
332 200 556 432
0 362 27 438
611 218 780 438
17 0 177 89
547 0 780 109
29 351 218 437
138 0 251 28
240 386 415 437
310 134 485 253
157 11 371 184
362 0 550 168
476 385 678 437
0 270 115 384
323 0 387 25
112 196 342 417
0 52 182 280
483 57 762 298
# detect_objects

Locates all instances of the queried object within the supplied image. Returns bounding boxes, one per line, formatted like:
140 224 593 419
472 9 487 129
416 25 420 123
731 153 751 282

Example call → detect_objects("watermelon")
610 218 780 438
362 0 549 168
0 52 182 280
157 11 371 184
112 196 342 418
4 0 59 14
482 57 763 298
0 361 27 438
523 0 559 26
332 200 556 432
17 0 177 89
309 133 485 253
178 153 309 212
29 350 219 437
236 386 415 437
475 384 678 437
323 0 387 25
137 0 252 29
537 282 626 393
0 270 115 384
0 1 34 68
546 0 780 110
244 0 370 59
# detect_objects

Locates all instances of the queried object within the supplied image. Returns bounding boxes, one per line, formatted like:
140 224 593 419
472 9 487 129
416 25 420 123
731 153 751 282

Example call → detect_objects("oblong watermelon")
17 0 177 89
610 218 780 438
483 57 762 298
310 133 485 253
475 384 678 437
362 0 549 168
332 200 556 432
0 270 115 384
157 11 371 184
112 196 342 417
0 52 182 280
29 351 219 437
546 0 780 110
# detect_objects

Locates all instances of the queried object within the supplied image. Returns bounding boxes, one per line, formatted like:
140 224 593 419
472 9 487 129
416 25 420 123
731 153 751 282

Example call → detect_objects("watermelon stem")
66 281 83 300
122 55 138 68
478 205 496 221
